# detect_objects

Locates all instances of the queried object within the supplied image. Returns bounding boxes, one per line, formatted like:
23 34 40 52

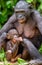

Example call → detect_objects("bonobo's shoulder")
31 10 42 22
32 10 42 18
33 10 40 14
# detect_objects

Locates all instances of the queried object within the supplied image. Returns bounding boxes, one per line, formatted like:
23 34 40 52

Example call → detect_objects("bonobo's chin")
18 19 26 24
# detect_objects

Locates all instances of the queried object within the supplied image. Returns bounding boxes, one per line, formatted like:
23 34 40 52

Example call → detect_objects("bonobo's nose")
18 15 25 20
19 15 22 18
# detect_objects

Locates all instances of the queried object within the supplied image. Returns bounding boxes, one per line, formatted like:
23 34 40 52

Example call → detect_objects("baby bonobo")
6 29 23 62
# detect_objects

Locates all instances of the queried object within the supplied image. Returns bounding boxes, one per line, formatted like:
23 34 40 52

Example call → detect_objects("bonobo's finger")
12 37 23 43
18 37 23 41
23 38 42 60
14 37 23 42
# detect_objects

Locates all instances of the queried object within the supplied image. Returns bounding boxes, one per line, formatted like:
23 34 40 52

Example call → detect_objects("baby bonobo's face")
6 33 23 43
6 29 19 40
6 29 23 44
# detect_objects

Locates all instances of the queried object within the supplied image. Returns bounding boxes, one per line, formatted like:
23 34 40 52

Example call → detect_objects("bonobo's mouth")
18 18 26 24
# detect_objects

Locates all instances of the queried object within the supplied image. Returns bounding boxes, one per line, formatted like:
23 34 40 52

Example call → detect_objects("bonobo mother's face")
14 1 33 23
15 9 27 24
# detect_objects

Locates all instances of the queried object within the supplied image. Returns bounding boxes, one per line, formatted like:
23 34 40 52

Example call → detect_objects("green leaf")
26 0 33 3
6 1 12 8
39 44 42 54
38 0 42 3
0 12 2 15
0 48 5 61
17 58 28 65
38 4 42 13
18 58 26 63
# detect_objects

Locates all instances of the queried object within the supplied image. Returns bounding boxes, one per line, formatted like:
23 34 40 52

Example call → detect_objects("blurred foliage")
0 48 5 61
0 57 28 65
15 58 28 65
0 0 18 29
39 44 42 54
0 49 28 65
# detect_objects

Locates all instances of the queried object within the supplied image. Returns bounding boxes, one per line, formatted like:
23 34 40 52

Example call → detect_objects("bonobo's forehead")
15 1 29 9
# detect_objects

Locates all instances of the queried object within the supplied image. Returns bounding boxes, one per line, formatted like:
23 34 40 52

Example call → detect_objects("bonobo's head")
14 1 32 23
7 29 23 42
6 29 18 40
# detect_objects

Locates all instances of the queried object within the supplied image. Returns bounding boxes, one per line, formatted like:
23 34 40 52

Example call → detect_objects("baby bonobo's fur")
6 29 29 62
6 29 22 62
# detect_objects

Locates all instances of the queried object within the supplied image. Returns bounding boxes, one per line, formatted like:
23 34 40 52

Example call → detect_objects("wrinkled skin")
0 0 42 60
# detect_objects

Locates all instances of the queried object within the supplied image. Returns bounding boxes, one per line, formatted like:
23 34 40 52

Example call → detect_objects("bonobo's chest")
14 20 40 38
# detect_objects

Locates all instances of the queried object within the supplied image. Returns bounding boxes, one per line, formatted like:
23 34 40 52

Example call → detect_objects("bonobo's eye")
15 9 25 13
15 11 25 13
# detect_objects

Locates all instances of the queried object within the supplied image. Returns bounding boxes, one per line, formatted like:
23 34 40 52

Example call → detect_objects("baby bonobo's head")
6 29 23 43
6 29 18 39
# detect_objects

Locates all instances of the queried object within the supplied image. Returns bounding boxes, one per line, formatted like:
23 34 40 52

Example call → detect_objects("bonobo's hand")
14 37 23 41
6 50 12 61
12 37 23 43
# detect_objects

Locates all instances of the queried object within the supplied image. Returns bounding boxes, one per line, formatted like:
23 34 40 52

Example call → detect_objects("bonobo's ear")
28 4 34 14
28 4 33 9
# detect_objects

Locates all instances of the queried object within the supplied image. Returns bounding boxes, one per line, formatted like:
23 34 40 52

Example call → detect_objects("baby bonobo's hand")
6 50 12 61
18 37 23 42
12 37 23 43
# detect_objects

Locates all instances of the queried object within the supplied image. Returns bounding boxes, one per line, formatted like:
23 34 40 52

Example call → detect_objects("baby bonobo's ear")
6 33 13 40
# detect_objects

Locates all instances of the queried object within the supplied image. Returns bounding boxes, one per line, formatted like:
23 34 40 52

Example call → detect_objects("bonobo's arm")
23 38 42 60
29 59 42 65
0 14 16 36
33 10 42 34
0 32 7 50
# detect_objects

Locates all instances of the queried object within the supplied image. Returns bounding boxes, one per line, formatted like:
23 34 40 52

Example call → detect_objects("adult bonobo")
0 0 42 60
